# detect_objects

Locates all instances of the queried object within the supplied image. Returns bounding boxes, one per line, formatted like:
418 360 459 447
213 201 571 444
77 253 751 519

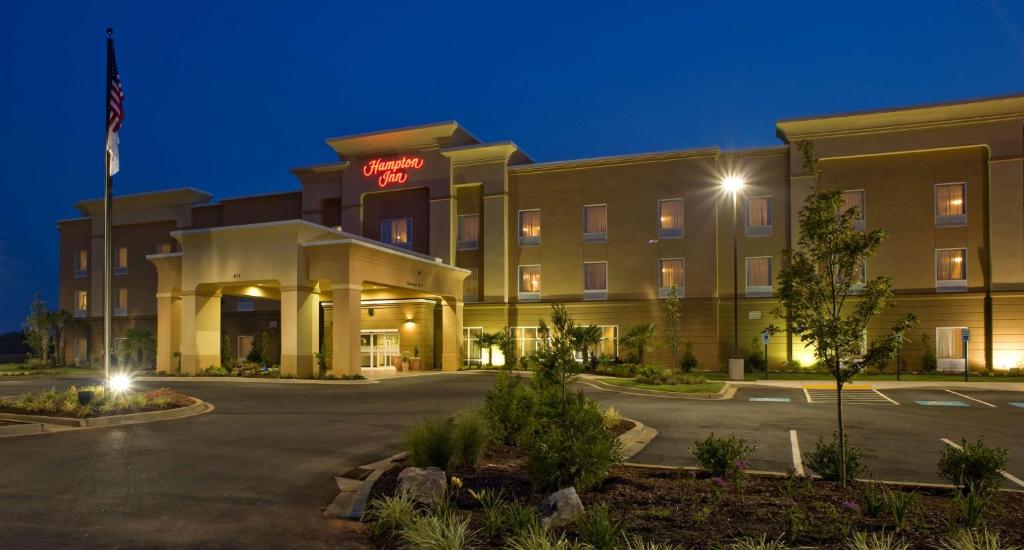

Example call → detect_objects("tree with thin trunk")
477 331 502 367
622 323 658 365
49 310 76 368
773 142 916 485
23 293 52 365
661 286 683 370
571 324 603 371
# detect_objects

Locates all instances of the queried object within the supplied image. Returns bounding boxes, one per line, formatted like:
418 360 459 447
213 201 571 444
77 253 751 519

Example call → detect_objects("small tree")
661 286 683 369
477 331 501 367
123 328 156 369
221 334 232 369
774 142 916 485
49 309 76 368
621 323 657 365
23 293 53 364
496 326 517 370
571 324 603 371
919 333 937 372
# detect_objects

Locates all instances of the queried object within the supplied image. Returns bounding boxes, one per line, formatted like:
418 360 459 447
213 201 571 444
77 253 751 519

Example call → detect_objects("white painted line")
790 430 805 477
873 388 900 405
803 388 812 403
945 389 996 408
941 438 1024 489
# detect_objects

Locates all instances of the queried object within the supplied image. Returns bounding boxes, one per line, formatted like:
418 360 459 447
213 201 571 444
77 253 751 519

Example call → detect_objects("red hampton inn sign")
362 156 425 188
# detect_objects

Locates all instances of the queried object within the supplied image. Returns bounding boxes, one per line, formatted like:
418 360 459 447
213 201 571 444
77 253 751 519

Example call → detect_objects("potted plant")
409 347 422 371
399 350 412 371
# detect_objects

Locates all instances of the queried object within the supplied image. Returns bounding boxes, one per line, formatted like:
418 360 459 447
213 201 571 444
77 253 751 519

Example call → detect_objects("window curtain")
842 190 864 219
659 200 683 230
520 210 541 237
660 259 684 288
116 247 128 269
937 249 966 280
459 215 479 243
597 326 618 357
936 327 964 360
520 266 541 292
747 197 771 227
584 263 607 291
77 250 88 271
585 205 607 233
77 292 88 311
936 184 965 216
747 257 770 287
391 219 409 245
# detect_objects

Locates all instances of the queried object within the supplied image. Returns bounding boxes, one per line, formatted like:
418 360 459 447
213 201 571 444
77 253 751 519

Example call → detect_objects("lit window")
573 325 620 362
115 246 128 274
584 261 607 300
745 256 772 297
75 291 88 318
936 248 967 291
659 258 684 298
519 210 541 245
74 250 88 278
380 218 412 249
237 297 255 312
746 197 772 236
463 327 483 366
518 265 541 300
157 242 172 254
464 268 480 302
583 204 607 242
457 214 479 250
114 288 127 316
513 326 543 357
935 183 966 226
658 199 684 238
842 190 865 230
936 327 967 372
73 338 88 365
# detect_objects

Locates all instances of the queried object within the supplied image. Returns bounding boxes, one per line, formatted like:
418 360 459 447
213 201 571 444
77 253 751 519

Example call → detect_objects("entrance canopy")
148 220 469 377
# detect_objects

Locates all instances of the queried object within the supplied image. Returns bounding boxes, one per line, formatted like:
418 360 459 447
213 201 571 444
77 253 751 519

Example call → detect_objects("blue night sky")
2 1 1023 331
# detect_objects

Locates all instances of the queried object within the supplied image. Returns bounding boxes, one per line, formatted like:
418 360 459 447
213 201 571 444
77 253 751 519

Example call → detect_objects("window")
73 338 88 366
584 261 607 300
463 327 483 366
157 242 172 254
583 204 607 242
936 248 967 291
659 258 685 298
457 214 479 250
512 326 544 357
573 325 620 362
75 291 88 317
745 197 772 236
114 246 128 274
518 265 541 300
237 297 255 312
114 288 127 316
519 209 541 245
842 190 865 230
658 198 684 238
935 183 966 226
380 218 412 249
936 327 967 372
745 256 772 297
464 268 480 302
74 250 88 278
238 335 254 362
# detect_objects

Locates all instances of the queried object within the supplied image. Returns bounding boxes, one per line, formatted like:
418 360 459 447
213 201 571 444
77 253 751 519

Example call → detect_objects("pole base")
728 358 745 381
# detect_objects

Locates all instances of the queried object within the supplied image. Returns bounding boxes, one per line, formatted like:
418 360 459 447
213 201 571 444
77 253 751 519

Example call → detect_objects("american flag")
106 30 124 176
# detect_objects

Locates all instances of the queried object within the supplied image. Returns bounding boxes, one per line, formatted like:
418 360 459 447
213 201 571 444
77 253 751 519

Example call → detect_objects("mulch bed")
366 445 1024 549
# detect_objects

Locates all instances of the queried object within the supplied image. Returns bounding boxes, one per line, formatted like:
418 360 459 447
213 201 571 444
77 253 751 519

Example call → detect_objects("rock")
539 487 584 528
396 467 447 505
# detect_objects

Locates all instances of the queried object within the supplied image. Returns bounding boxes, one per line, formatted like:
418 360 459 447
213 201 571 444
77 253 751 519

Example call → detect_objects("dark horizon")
3 0 1024 331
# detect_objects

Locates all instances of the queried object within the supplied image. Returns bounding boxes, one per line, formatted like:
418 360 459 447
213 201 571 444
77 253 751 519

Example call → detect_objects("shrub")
405 416 456 469
858 483 885 518
745 336 767 373
635 365 672 385
881 487 918 531
726 535 788 550
690 433 756 478
451 412 491 469
483 372 536 446
935 529 1017 550
400 509 476 550
679 342 699 372
623 535 683 550
595 363 639 378
919 333 937 372
202 365 229 376
364 492 418 534
468 488 507 538
845 531 909 550
937 437 1009 493
505 525 587 550
577 504 629 550
672 372 709 385
804 433 867 482
505 499 541 536
523 387 622 491
601 406 623 431
953 482 990 528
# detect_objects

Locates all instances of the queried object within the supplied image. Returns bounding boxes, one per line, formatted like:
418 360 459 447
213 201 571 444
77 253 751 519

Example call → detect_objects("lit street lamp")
721 175 745 379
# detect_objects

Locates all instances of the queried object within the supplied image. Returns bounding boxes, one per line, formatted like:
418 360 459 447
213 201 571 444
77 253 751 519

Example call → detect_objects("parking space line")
749 397 791 403
802 388 812 403
945 390 996 408
941 438 1024 489
873 389 899 405
790 430 805 476
916 400 969 407
1010 403 1024 409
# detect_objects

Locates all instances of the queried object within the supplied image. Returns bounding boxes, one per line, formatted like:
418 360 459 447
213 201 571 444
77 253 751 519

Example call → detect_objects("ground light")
109 372 132 393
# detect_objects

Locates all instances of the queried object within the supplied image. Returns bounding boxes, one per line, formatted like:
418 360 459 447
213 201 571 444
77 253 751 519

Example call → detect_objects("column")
429 196 454 264
481 192 508 302
155 293 181 373
438 297 463 371
331 285 363 377
280 286 319 378
179 290 220 374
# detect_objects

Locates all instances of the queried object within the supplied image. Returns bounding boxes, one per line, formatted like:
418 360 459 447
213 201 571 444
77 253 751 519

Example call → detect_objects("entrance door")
360 330 400 368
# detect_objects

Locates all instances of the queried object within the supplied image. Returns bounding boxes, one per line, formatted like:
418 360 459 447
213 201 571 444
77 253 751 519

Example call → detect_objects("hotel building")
58 93 1024 376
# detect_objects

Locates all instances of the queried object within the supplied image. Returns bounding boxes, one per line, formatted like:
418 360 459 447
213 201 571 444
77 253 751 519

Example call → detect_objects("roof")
324 121 482 159
74 187 213 217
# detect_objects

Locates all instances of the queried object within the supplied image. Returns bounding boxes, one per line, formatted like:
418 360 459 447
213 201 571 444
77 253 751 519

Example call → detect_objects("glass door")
360 330 400 368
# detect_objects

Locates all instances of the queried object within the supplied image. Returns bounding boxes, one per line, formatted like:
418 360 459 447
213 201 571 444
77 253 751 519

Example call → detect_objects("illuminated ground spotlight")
109 372 132 393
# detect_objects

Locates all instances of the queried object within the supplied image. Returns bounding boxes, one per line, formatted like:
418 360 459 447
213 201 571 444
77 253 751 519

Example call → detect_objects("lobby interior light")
721 175 746 194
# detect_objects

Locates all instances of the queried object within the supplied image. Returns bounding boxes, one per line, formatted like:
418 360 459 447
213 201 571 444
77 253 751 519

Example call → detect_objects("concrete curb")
0 397 212 430
580 376 736 400
618 417 658 461
324 452 408 520
141 375 379 385
728 379 1024 391
0 420 45 437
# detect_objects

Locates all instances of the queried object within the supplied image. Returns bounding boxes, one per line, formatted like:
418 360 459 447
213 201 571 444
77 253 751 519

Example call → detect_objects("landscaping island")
0 385 193 419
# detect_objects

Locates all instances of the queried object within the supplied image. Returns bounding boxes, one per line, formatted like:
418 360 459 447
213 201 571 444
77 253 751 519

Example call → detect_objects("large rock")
397 467 447 505
539 487 584 528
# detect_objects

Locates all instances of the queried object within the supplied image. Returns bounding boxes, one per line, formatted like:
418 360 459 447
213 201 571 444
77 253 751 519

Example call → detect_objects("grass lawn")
0 363 103 377
701 370 1024 382
600 377 725 394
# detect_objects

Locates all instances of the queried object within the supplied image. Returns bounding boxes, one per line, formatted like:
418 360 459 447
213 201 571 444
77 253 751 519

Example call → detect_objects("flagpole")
103 28 114 386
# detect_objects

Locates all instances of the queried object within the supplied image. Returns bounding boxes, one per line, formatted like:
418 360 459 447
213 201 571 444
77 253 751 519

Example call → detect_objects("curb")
0 397 212 430
618 417 658 461
580 376 736 400
141 376 379 385
324 452 408 520
0 420 45 437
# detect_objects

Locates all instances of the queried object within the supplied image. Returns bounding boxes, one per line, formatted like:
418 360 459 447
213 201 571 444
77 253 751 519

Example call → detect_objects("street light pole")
732 190 739 358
